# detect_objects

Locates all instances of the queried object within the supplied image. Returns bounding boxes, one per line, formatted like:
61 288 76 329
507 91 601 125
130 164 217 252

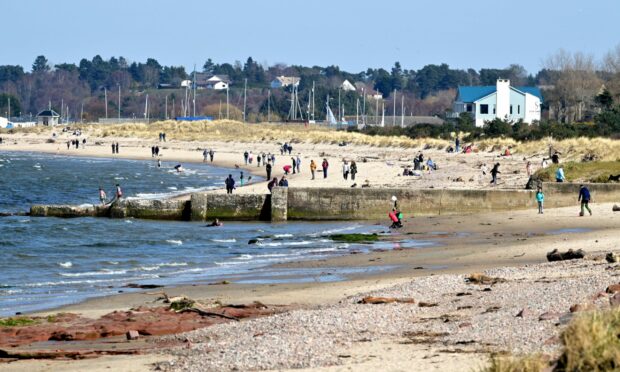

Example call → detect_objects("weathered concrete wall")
202 193 271 221
543 182 620 208
31 182 620 221
286 188 537 220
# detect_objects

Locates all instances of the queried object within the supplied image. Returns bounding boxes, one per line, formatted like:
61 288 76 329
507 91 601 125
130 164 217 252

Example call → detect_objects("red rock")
126 330 140 340
516 308 535 318
606 284 620 293
458 322 472 328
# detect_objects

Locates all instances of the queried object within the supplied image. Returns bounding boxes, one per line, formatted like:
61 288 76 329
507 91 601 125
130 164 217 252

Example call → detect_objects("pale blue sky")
4 0 619 75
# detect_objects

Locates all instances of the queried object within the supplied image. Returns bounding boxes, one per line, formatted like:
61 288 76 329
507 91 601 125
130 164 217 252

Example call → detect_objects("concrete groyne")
30 183 620 222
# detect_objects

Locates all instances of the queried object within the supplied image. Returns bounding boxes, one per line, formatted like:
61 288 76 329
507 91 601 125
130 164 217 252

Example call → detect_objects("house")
36 109 60 126
341 80 356 92
452 79 542 127
205 75 230 90
270 76 300 89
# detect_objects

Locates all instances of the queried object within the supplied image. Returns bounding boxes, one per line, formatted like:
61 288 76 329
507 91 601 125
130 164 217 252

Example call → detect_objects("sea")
0 151 429 316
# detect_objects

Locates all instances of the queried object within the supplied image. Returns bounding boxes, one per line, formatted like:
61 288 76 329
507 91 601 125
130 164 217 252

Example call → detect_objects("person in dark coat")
266 163 272 180
578 184 592 216
491 163 501 186
225 174 235 194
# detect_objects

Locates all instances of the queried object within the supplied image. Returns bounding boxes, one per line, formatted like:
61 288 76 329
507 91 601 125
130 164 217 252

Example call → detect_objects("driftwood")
180 308 240 321
546 249 586 262
358 296 415 304
466 273 507 285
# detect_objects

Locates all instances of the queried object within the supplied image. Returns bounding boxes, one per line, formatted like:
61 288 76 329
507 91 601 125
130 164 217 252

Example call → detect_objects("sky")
4 0 620 75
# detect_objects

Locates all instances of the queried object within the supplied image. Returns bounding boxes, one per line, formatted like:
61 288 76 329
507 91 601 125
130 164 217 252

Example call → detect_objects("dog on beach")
608 174 620 182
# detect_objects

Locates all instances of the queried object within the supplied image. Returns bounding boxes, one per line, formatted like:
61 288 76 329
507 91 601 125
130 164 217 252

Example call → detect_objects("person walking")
310 160 317 180
155 146 159 156
536 188 544 214
350 160 358 181
151 146 156 157
491 163 501 186
115 142 119 154
322 158 329 179
225 174 235 194
203 149 208 162
257 154 262 167
556 166 566 182
209 150 214 162
99 187 107 205
111 142 116 154
266 162 272 180
271 154 276 165
296 155 301 174
526 161 533 177
342 160 350 180
578 184 592 216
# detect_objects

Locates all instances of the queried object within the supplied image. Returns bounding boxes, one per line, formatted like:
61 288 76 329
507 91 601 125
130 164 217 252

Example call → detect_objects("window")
518 105 521 114
466 104 473 112
480 104 489 114
493 105 496 114
510 105 513 115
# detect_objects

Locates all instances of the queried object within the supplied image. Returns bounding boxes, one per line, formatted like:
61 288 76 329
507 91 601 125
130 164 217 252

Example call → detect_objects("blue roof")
457 86 543 103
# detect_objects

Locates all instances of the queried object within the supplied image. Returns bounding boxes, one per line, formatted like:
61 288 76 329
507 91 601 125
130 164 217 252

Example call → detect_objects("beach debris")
248 238 259 245
613 204 620 212
606 283 620 294
466 273 507 285
209 280 231 285
569 303 594 313
358 296 415 305
539 311 562 321
610 293 620 307
126 330 140 340
606 252 619 263
516 308 535 318
170 297 196 311
546 249 586 262
124 283 164 289
418 302 438 307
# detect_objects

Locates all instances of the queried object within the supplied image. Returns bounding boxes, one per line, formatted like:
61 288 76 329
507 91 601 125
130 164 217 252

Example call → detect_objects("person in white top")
342 161 350 180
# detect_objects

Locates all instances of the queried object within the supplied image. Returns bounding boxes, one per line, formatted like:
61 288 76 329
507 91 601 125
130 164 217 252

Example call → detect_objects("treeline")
1 46 620 124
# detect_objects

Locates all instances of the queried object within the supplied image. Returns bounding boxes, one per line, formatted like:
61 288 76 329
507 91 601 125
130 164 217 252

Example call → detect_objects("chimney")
495 79 510 119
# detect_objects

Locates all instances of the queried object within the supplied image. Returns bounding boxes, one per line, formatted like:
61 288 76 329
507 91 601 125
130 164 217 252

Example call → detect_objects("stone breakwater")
30 182 620 222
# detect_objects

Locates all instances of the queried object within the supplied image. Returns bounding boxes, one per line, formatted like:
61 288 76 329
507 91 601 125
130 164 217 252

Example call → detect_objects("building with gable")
270 76 300 89
452 79 543 127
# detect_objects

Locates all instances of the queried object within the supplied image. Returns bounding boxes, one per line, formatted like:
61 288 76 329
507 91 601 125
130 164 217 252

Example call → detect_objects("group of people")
202 149 215 162
267 175 289 192
98 184 123 205
66 138 86 150
111 142 120 154
151 145 161 157
534 184 592 216
158 132 167 142
342 160 357 180
280 143 293 155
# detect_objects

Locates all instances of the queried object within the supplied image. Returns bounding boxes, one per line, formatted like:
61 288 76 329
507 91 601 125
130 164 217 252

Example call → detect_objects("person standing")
266 162 272 180
310 160 317 180
111 142 116 154
342 160 350 180
151 146 156 157
225 174 235 194
155 146 159 156
257 154 262 167
322 158 329 179
203 149 208 162
244 151 249 165
115 142 119 154
209 149 214 162
271 154 276 165
240 171 245 186
291 157 297 174
455 137 460 153
278 175 289 187
556 166 566 182
296 155 301 174
99 187 107 205
491 163 500 186
115 184 123 201
526 161 533 177
536 188 544 214
578 184 592 216
350 160 358 181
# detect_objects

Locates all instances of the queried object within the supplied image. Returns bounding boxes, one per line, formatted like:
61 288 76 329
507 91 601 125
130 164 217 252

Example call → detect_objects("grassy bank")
534 161 620 183
484 307 620 372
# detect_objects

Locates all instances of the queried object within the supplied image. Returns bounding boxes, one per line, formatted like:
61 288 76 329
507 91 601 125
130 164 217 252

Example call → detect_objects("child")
536 188 544 214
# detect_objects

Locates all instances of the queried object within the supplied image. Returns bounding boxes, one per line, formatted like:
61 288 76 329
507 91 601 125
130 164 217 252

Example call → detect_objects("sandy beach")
1 124 619 371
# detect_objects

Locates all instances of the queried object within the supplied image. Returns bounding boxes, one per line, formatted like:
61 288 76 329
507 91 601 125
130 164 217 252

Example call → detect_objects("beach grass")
329 233 380 243
0 317 37 327
534 161 620 183
483 354 548 372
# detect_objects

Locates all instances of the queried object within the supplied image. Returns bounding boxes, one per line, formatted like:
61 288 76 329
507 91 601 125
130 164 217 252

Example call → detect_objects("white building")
205 75 230 90
0 116 8 128
452 79 543 127
270 76 300 89
36 110 61 126
341 80 356 92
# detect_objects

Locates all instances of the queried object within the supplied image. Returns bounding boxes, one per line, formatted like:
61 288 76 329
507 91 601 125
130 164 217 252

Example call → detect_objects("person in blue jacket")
536 188 544 214
578 184 592 216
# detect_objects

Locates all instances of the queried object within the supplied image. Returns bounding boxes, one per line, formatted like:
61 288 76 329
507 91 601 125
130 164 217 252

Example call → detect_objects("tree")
391 62 403 91
32 55 50 73
55 63 78 73
203 58 215 74
0 65 25 83
373 69 392 97
0 93 21 117
595 88 614 110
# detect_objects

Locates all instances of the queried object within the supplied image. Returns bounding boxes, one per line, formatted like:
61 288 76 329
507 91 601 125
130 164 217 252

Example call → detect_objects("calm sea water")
0 152 428 316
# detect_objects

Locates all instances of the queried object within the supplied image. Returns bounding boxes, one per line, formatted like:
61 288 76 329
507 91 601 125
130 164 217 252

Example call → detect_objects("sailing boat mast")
144 94 149 123
393 89 396 126
192 65 196 117
243 78 247 122
267 89 271 122
312 81 315 120
401 94 404 128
